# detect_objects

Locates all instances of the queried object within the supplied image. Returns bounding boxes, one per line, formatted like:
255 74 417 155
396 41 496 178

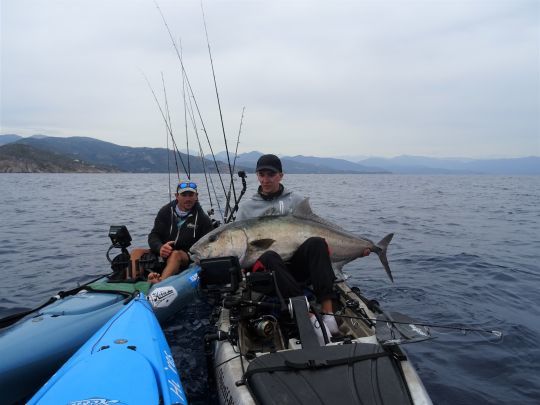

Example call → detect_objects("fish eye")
209 234 217 242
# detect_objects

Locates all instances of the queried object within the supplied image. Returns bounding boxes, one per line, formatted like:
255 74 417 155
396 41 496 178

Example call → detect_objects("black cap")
256 154 282 173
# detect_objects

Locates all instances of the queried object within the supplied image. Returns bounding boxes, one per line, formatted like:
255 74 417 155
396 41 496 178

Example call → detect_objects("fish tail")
375 233 394 282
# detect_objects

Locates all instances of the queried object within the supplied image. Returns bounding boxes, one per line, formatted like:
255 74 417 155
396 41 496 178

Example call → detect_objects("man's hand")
160 241 175 258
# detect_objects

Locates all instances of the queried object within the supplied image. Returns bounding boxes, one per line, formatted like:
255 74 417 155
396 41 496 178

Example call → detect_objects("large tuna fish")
190 199 395 281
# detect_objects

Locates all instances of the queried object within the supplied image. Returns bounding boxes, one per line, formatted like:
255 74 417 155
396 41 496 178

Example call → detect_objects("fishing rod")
184 80 226 223
162 71 204 182
153 1 233 215
225 171 247 223
161 73 182 182
231 107 246 177
180 76 226 224
165 83 172 199
319 311 503 339
180 40 191 178
200 0 238 210
142 72 189 177
225 107 246 222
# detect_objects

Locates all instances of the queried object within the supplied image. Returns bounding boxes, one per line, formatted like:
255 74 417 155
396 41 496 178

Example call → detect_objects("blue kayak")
28 293 188 405
0 265 199 404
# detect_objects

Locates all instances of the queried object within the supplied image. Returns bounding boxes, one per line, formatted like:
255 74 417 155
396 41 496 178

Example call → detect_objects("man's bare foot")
148 272 161 284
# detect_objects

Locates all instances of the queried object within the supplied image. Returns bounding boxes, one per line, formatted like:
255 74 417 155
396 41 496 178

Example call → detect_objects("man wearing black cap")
236 154 369 344
236 154 305 220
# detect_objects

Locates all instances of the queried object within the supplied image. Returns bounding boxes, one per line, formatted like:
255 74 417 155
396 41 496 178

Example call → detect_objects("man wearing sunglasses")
236 154 370 344
146 181 213 283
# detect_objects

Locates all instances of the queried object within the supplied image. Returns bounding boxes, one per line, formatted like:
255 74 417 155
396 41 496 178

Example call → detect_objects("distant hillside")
3 134 538 174
0 134 22 146
0 143 117 173
284 155 387 173
209 150 263 168
208 150 540 174
15 136 236 173
211 151 388 174
459 157 540 175
358 155 540 175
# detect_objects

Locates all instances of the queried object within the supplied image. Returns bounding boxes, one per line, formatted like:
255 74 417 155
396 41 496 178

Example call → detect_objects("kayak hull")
28 293 187 405
209 280 432 405
0 265 199 405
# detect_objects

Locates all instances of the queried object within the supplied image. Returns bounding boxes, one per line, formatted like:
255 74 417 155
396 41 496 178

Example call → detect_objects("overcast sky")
1 0 539 158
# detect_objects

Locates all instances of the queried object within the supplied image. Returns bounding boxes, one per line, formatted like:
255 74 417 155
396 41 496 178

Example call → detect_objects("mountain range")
1 134 539 175
0 135 233 174
0 143 117 173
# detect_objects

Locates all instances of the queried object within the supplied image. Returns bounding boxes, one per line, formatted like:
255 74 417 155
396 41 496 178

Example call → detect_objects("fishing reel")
248 316 277 338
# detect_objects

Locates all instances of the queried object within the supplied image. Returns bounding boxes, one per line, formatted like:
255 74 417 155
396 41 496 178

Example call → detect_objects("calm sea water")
1 173 539 404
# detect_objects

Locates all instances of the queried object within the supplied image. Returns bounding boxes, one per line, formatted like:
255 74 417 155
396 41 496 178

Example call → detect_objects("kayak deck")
29 293 187 405
204 263 433 405
0 265 200 404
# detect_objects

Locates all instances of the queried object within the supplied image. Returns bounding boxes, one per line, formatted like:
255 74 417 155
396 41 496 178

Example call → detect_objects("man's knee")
169 249 189 265
304 237 328 251
130 248 149 261
257 250 285 269
259 250 282 264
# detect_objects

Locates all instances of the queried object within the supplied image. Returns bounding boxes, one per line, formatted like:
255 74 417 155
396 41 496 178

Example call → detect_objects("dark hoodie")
148 200 213 255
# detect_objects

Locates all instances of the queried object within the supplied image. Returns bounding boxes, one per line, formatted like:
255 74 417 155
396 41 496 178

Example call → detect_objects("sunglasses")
177 181 197 191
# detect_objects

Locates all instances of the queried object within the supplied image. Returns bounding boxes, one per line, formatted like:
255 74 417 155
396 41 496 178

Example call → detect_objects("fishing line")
320 312 503 339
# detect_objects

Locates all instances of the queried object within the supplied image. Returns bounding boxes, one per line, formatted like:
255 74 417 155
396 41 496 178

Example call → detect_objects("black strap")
244 351 391 380
272 271 288 312
290 296 320 350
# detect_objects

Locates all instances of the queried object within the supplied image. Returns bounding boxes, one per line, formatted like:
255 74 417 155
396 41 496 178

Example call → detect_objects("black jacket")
148 201 213 256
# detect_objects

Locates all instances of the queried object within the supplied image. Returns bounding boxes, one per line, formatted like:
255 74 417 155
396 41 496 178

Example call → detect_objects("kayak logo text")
68 398 124 405
149 286 178 308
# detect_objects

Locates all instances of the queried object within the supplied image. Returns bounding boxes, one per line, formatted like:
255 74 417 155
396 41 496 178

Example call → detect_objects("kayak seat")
130 247 165 279
245 343 413 405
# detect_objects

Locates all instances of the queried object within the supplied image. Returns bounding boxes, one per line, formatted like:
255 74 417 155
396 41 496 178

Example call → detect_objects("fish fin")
292 199 351 232
375 233 394 282
291 198 314 218
249 238 275 249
